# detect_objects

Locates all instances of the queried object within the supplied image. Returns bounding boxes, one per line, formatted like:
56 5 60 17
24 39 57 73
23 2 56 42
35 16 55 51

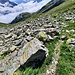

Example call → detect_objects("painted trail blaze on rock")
0 38 48 75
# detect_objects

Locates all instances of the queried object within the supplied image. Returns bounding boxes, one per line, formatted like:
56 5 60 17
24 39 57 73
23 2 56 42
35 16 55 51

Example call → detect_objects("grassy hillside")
0 22 9 27
25 0 75 21
37 0 66 13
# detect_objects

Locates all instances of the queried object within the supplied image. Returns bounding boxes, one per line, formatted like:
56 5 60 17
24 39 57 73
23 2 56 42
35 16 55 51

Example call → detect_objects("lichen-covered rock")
20 38 48 64
66 38 75 45
66 39 72 44
36 32 48 41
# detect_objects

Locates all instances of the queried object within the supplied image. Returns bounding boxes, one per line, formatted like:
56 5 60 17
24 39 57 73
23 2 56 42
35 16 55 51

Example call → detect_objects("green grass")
46 0 75 15
0 51 9 60
0 22 9 27
56 43 75 75
56 8 75 75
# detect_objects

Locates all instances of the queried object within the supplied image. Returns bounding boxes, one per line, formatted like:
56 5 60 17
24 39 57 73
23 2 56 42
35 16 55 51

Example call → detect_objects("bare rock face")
0 38 48 75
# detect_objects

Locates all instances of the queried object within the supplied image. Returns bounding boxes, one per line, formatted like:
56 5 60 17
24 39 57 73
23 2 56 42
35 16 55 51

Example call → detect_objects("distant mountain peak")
0 0 17 7
0 0 9 4
10 0 42 4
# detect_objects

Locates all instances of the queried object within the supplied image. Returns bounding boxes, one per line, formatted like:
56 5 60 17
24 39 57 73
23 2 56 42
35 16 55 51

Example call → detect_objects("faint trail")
43 40 63 75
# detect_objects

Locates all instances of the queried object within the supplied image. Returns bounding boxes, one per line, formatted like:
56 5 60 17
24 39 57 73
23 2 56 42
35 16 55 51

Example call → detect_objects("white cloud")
0 0 51 23
10 0 16 2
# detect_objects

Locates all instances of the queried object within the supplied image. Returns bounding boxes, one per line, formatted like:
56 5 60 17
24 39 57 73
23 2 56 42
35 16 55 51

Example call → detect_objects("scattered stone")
15 39 23 46
61 35 66 40
4 33 13 39
66 38 75 45
12 34 17 40
0 41 3 46
0 8 74 75
10 45 17 51
65 17 72 21
70 29 75 32
66 30 70 33
51 69 55 74
48 35 53 40
0 67 4 72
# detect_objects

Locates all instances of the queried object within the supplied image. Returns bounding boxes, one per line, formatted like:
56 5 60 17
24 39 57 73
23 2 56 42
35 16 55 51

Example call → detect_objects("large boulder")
20 38 48 64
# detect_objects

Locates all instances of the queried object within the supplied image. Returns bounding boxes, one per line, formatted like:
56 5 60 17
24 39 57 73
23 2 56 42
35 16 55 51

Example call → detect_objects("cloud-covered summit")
10 0 42 4
0 0 51 23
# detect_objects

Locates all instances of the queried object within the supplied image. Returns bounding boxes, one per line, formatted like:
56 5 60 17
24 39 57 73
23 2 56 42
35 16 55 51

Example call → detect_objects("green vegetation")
37 0 66 13
56 5 75 75
10 0 67 24
0 51 9 60
26 0 75 22
56 42 75 75
0 22 9 27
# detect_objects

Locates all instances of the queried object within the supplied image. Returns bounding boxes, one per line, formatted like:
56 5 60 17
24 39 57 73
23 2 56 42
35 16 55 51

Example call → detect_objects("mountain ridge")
10 0 42 4
11 0 66 24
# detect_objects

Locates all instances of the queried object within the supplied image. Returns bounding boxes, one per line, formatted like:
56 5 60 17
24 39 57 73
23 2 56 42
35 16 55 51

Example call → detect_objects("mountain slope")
37 0 66 13
11 12 32 24
0 0 75 75
15 0 75 74
11 0 66 24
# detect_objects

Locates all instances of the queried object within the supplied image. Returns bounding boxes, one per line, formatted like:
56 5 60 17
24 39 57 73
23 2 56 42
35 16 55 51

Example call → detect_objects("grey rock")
4 33 13 39
0 41 4 46
61 35 66 40
15 39 23 46
12 34 17 40
20 38 48 64
26 36 34 42
0 67 4 72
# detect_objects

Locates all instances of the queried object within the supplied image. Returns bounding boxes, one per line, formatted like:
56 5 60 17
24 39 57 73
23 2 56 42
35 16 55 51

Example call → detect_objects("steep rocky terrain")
0 0 75 75
0 0 17 15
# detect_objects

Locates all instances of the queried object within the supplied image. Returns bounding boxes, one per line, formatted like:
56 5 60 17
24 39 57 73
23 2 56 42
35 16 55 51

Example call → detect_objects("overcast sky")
0 0 51 23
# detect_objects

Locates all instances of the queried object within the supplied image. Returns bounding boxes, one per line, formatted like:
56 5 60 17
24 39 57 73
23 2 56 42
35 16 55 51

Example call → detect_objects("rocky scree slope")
0 0 75 75
0 13 63 75
0 8 75 74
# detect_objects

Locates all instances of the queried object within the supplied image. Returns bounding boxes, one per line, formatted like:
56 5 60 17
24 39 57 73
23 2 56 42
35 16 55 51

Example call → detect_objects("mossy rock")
66 38 72 44
36 32 48 42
